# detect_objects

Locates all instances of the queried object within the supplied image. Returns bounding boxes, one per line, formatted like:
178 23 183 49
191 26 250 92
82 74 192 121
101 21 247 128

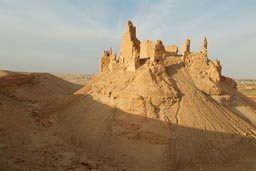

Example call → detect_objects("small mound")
0 70 15 78
0 71 82 101
0 72 35 86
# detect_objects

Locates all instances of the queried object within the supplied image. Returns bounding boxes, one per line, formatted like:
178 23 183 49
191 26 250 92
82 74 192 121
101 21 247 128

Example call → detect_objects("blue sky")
0 0 255 78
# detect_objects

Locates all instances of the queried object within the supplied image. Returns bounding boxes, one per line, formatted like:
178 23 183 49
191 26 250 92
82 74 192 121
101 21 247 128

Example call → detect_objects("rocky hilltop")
72 21 256 171
77 20 240 121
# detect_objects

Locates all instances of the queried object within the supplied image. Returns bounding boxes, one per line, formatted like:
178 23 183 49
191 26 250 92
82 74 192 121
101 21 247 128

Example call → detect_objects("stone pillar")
151 40 165 64
119 21 141 71
100 50 110 72
201 37 208 57
182 38 190 56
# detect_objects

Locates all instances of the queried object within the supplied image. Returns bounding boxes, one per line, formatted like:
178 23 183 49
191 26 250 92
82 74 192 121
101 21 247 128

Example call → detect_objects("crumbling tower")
151 40 165 64
182 38 190 56
100 48 116 72
119 21 141 71
201 37 208 57
139 40 166 65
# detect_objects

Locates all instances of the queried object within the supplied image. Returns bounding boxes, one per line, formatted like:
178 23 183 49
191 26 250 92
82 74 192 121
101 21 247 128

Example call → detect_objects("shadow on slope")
0 71 83 101
56 94 256 171
0 72 85 171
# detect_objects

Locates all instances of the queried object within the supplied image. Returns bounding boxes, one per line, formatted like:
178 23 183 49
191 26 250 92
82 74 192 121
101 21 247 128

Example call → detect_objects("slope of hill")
61 56 256 171
0 71 86 171
60 21 256 171
52 73 93 86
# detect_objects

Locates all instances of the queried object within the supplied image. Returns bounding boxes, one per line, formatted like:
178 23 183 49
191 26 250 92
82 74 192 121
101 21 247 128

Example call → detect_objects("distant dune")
237 80 256 101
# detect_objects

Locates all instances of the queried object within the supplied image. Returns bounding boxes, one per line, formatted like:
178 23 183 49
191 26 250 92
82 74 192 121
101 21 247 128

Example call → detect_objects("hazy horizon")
0 0 256 79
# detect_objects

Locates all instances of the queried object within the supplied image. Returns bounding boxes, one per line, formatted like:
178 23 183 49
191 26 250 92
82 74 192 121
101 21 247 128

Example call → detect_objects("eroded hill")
72 21 256 171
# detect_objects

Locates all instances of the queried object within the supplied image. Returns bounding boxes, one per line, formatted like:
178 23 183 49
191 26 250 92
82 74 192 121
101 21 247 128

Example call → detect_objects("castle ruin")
100 20 211 72
100 48 117 72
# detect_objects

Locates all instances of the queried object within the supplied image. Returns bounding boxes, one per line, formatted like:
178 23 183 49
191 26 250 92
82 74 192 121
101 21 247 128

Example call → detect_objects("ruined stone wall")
119 21 141 71
108 53 117 71
97 20 238 106
201 37 208 57
182 38 190 56
152 40 165 63
165 45 178 56
140 40 154 59
140 40 166 64
100 48 118 72
100 54 110 72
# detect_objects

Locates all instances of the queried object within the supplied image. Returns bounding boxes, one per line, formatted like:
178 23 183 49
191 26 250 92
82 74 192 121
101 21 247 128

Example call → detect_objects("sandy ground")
0 67 256 171
237 80 256 101
0 71 95 171
51 73 93 86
